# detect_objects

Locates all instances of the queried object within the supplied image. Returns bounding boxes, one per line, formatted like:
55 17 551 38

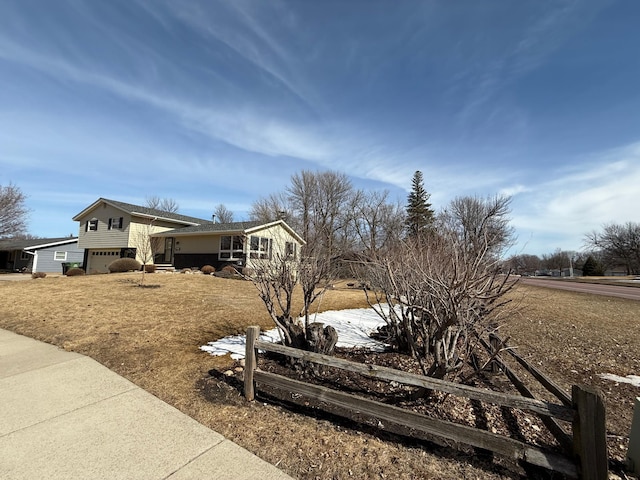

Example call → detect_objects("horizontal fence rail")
243 326 608 479
256 340 575 422
254 369 578 476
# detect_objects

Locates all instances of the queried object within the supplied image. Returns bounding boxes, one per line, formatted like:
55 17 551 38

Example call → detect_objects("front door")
164 237 174 263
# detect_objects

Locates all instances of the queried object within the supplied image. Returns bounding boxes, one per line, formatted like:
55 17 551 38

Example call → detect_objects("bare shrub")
356 195 517 380
31 272 46 279
144 264 156 273
249 248 338 355
65 267 85 276
108 258 141 273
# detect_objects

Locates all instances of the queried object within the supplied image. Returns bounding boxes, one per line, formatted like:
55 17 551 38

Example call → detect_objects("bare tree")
440 194 514 258
249 192 291 224
584 222 640 275
213 204 234 224
355 195 517 380
505 254 542 276
248 247 338 355
145 196 179 213
131 217 163 285
0 183 29 238
541 248 569 274
349 189 405 257
253 170 355 256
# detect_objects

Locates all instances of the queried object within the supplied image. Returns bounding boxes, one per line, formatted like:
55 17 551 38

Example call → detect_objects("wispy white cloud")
453 1 607 130
509 142 640 253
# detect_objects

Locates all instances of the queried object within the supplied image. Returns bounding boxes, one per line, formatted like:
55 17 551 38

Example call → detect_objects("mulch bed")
212 345 583 477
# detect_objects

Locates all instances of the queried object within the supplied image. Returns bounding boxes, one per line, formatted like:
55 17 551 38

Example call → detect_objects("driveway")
520 277 640 301
0 273 63 282
0 274 33 282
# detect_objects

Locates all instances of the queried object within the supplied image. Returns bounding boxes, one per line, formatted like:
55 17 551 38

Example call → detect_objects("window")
108 217 123 230
219 235 244 260
86 219 98 231
285 241 297 260
54 251 67 261
20 251 30 260
120 248 136 259
249 236 272 259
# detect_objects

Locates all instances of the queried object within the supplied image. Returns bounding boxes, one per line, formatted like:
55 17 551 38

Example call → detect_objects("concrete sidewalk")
0 329 294 480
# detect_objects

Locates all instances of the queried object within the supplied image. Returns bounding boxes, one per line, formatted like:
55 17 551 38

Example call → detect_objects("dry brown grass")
1 274 638 478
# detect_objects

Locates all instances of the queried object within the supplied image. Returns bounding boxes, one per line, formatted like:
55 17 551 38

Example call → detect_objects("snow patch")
200 307 390 359
599 373 640 388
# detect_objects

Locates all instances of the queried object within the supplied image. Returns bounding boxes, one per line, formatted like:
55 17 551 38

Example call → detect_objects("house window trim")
54 251 67 261
20 251 30 261
249 235 272 260
285 241 297 260
86 219 98 232
108 217 123 230
219 235 244 261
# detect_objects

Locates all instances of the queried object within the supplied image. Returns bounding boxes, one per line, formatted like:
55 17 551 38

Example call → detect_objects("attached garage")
86 249 121 274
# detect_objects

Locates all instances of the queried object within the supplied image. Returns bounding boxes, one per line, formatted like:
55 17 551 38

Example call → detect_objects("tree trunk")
306 322 338 355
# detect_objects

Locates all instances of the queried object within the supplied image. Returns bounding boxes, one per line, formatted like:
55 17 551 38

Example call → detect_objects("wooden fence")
244 326 608 479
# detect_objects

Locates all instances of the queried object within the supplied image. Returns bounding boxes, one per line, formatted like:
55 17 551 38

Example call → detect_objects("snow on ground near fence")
200 307 391 360
599 373 640 388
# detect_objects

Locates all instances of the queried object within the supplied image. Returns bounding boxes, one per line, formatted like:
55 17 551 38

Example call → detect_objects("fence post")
627 397 640 474
489 332 500 373
244 326 260 401
572 384 608 479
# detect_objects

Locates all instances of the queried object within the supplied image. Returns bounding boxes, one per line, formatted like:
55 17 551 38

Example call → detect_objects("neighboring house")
73 198 207 274
151 219 305 272
73 198 305 274
0 237 83 273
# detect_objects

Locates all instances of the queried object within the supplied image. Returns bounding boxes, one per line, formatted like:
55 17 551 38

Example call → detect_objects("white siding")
128 217 179 264
86 250 121 274
245 224 303 271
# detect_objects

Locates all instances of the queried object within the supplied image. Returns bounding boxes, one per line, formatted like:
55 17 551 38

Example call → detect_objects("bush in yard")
108 258 141 273
356 194 517 380
201 265 215 274
221 265 239 274
31 272 46 279
144 264 156 273
65 267 85 276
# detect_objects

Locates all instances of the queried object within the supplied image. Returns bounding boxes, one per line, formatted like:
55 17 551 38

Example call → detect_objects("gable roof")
72 198 208 226
0 237 78 251
152 219 306 244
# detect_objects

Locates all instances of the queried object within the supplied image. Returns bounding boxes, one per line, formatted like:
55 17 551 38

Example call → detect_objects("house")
0 237 83 274
73 198 208 274
73 198 305 274
151 219 305 272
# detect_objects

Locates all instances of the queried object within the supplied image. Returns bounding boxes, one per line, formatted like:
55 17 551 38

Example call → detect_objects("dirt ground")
0 272 638 479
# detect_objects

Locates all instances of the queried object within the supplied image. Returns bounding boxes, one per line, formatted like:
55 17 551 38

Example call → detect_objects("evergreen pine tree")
405 170 435 236
582 255 604 276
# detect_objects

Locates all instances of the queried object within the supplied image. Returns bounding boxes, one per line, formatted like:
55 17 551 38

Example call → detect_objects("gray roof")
0 237 78 251
155 221 264 236
73 198 208 225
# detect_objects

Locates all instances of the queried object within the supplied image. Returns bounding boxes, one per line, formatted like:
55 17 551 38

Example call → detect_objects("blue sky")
1 0 638 256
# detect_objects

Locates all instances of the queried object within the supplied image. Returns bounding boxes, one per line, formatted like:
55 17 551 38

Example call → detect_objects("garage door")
87 250 120 274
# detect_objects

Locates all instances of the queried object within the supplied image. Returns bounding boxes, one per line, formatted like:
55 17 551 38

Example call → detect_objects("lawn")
1 273 637 479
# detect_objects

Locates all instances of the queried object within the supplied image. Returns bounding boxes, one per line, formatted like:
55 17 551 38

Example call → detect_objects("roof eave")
23 238 79 251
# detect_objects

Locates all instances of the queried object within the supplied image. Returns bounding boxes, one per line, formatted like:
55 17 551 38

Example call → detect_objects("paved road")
520 278 640 301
